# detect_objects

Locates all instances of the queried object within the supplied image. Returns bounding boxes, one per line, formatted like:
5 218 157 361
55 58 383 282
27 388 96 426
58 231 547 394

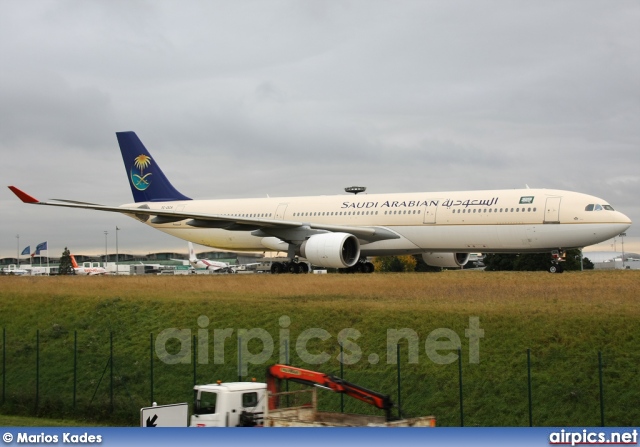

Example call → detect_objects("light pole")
16 234 19 266
116 226 120 276
620 233 626 269
104 231 108 267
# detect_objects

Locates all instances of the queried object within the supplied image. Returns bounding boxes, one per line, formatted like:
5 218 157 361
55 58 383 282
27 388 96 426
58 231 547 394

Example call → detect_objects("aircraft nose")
616 210 632 228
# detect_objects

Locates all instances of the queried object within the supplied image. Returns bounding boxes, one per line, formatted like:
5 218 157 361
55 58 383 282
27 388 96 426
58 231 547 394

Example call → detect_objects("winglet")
8 186 40 203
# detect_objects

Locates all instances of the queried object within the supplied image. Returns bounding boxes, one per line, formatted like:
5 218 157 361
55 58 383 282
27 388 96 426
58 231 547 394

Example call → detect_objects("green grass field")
0 271 638 427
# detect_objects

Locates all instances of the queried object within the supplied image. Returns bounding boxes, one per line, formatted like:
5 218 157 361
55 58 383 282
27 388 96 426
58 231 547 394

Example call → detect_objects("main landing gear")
338 260 375 274
269 258 375 274
270 259 310 274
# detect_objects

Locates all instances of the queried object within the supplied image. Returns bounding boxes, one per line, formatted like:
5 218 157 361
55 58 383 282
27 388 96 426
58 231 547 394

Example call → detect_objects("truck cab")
191 382 267 427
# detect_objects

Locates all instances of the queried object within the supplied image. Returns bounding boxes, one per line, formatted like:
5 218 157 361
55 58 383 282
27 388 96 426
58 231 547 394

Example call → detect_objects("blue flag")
35 241 48 254
21 246 30 255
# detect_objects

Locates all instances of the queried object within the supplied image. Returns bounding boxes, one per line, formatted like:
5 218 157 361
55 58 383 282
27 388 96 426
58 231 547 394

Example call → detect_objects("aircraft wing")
8 186 400 244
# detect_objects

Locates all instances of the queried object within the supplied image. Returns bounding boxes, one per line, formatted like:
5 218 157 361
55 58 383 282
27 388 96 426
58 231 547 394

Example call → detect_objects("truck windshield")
194 391 217 415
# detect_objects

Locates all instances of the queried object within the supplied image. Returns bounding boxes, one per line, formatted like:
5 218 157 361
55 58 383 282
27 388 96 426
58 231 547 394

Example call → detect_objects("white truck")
188 364 436 427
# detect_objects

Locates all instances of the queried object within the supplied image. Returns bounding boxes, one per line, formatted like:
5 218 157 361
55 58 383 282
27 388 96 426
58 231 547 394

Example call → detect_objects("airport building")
0 250 263 275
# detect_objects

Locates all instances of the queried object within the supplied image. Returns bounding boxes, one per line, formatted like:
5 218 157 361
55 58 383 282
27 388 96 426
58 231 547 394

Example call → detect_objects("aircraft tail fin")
188 242 198 263
70 254 79 269
116 131 191 203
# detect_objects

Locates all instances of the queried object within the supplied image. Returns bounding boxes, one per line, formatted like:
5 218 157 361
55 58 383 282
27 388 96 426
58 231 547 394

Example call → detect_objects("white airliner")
8 131 632 274
70 255 107 276
1 265 29 275
186 242 237 273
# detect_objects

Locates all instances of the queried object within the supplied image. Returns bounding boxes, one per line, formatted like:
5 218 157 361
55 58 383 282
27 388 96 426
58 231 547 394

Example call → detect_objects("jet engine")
422 252 470 268
300 233 360 269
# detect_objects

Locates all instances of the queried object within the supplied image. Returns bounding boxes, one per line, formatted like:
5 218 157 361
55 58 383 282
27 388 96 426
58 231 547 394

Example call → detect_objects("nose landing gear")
549 250 566 273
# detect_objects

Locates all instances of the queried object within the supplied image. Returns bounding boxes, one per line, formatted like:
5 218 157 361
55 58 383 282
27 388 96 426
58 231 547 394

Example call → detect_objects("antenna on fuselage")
345 186 366 195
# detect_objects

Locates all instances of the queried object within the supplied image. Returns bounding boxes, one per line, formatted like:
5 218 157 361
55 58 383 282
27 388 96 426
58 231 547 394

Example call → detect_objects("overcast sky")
1 0 638 259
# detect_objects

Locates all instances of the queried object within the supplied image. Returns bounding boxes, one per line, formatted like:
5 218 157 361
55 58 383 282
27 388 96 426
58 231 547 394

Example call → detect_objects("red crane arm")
266 364 394 421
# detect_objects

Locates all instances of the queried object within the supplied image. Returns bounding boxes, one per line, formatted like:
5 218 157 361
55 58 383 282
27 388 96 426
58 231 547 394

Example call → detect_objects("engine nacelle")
422 252 470 268
300 233 360 268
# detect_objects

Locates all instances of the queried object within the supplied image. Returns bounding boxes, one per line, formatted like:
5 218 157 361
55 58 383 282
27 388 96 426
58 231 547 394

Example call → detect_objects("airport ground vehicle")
189 364 436 427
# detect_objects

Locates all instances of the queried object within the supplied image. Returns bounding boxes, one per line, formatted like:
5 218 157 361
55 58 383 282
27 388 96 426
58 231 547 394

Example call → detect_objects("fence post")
340 343 344 413
237 336 242 382
36 329 39 413
150 333 154 405
527 348 533 427
285 340 290 407
458 347 464 427
397 344 402 419
73 331 77 409
193 334 197 387
2 327 5 405
598 351 604 427
110 331 113 413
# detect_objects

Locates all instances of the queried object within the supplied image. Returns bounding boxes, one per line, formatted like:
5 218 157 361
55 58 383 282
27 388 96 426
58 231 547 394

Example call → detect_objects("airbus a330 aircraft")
8 131 632 273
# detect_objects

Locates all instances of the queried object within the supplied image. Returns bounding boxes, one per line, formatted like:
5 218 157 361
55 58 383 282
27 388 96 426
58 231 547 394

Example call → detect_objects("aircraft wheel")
364 262 375 273
299 263 309 273
549 263 564 274
288 262 301 274
271 262 284 274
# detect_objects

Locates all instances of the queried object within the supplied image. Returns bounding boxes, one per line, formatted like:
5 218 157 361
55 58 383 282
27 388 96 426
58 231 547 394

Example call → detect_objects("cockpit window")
585 204 614 211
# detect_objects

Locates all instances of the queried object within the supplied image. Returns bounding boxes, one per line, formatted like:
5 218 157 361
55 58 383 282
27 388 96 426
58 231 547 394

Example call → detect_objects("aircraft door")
275 203 288 220
422 200 441 224
544 197 561 224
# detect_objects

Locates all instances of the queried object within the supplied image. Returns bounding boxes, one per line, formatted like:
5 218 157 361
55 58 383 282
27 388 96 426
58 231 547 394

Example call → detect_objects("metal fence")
1 328 638 426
